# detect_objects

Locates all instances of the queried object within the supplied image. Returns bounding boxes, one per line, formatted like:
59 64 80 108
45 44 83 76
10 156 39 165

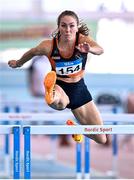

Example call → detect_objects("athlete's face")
59 15 78 41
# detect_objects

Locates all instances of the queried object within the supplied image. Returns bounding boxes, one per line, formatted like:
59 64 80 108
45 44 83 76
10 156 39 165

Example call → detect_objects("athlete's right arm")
8 40 52 68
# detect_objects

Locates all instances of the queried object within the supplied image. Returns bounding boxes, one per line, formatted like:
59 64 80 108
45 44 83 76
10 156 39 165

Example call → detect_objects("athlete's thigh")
72 100 104 125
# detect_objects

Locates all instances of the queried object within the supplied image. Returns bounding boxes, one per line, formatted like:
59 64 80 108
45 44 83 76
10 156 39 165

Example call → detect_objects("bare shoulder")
35 39 53 57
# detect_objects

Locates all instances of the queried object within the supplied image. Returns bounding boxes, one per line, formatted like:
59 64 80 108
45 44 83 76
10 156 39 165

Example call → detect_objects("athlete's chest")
50 35 87 76
52 48 85 76
58 49 73 58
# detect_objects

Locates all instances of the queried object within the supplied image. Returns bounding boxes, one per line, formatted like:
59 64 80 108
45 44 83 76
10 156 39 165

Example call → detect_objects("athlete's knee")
49 102 66 111
97 135 107 144
90 134 107 144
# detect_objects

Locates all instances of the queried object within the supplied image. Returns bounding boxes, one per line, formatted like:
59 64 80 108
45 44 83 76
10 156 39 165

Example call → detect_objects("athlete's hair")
52 10 90 38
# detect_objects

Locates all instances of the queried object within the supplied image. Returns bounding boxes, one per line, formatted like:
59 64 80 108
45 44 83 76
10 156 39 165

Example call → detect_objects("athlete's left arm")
78 35 104 55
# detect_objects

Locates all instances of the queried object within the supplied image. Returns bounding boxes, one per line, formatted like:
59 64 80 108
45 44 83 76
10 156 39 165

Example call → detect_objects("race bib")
55 58 82 75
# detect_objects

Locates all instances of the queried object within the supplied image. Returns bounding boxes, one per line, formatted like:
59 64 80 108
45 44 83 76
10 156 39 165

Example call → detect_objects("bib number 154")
56 64 82 75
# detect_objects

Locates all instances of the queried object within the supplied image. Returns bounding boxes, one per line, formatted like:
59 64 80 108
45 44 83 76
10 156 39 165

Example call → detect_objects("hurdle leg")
3 106 10 177
15 106 21 125
76 142 82 179
112 124 118 177
5 134 10 177
112 107 118 177
13 126 20 179
23 126 31 179
84 137 90 179
49 135 57 161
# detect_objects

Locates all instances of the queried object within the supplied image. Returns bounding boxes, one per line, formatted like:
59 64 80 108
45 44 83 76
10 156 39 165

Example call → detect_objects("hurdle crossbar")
24 125 134 134
0 125 18 134
0 112 134 123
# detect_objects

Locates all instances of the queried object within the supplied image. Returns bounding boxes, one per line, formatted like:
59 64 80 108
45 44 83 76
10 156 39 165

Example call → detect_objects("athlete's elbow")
91 47 104 55
97 47 104 55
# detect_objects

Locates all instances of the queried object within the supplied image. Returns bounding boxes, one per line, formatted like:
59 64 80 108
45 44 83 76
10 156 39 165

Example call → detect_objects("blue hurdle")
1 105 91 179
0 125 20 179
23 127 31 179
1 105 134 179
111 107 118 177
84 137 90 179
23 126 90 179
13 126 21 179
1 106 21 178
3 106 10 177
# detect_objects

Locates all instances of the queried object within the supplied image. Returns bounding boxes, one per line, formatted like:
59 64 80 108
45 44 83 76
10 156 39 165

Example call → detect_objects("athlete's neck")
58 37 76 48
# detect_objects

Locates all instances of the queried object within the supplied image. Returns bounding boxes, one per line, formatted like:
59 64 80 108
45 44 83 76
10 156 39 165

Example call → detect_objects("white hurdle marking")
0 125 14 134
0 112 134 123
27 125 134 134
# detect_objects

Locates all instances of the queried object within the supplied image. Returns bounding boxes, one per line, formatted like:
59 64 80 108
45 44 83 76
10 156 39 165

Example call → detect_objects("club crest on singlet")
55 58 83 75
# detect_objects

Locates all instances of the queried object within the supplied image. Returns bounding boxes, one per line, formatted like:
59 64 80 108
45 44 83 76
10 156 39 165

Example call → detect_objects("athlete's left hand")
76 42 90 53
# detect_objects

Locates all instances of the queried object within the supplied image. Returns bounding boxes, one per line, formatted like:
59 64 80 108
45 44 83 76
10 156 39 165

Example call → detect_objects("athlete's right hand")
8 60 19 68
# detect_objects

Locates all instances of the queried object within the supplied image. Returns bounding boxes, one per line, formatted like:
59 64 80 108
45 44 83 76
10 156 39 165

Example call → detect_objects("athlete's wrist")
16 60 23 67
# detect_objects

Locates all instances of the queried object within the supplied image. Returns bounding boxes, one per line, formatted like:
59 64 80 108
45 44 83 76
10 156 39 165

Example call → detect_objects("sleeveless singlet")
49 33 88 78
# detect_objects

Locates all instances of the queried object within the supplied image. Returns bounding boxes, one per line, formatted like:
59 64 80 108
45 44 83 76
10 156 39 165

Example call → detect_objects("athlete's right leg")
66 119 83 143
44 71 70 110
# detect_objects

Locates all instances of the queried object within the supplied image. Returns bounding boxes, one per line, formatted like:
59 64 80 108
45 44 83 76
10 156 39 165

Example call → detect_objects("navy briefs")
56 78 92 110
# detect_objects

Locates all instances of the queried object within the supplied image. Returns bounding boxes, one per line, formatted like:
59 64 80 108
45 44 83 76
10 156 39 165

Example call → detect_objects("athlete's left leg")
44 71 69 110
72 100 107 144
